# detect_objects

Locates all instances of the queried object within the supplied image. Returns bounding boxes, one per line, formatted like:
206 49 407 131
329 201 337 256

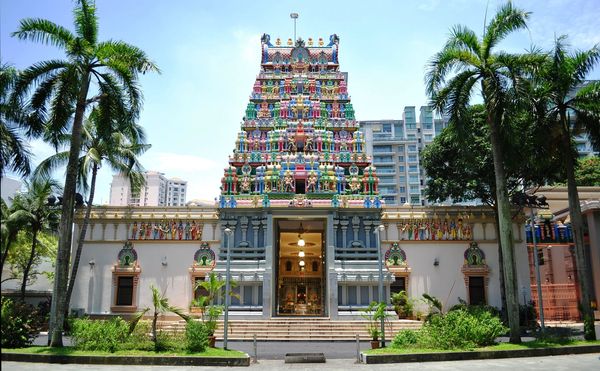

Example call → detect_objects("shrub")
71 317 129 352
1 298 40 348
154 330 185 352
391 329 419 348
121 319 153 351
422 309 507 349
186 320 209 353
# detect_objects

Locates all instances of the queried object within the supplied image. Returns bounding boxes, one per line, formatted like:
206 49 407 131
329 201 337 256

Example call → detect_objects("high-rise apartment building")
109 171 187 206
360 106 448 206
166 178 187 206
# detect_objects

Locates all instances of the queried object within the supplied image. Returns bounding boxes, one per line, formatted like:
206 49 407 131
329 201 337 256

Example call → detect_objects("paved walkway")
3 353 600 370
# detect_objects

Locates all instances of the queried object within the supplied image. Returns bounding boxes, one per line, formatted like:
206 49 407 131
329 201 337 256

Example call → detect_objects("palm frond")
32 151 70 181
12 60 70 99
11 18 74 48
482 2 530 59
425 47 480 97
128 307 149 335
0 123 32 177
446 24 481 57
96 40 160 74
570 45 600 83
73 0 98 45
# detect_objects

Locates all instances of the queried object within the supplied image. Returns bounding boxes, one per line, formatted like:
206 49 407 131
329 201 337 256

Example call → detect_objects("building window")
468 276 486 305
409 165 418 172
286 260 292 271
312 261 319 272
400 197 407 204
111 241 141 312
390 277 406 295
408 145 417 152
399 186 406 193
116 276 134 306
399 165 405 172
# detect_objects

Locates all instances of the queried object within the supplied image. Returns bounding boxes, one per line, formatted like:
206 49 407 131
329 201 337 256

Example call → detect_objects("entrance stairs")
158 318 422 341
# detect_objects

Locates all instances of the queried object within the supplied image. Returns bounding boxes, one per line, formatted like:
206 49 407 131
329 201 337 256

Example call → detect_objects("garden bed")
361 340 600 364
2 346 250 366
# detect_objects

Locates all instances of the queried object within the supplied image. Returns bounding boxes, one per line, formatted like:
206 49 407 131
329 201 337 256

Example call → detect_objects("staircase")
159 318 422 341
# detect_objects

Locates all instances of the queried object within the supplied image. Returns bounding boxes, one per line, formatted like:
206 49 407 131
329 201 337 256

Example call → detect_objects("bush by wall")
186 320 209 353
391 308 508 350
1 298 41 348
71 317 129 352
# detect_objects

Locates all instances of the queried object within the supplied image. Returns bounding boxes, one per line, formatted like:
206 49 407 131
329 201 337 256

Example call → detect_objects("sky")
2 0 599 204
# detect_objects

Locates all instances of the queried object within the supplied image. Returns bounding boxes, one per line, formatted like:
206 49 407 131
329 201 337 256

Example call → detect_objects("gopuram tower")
218 34 383 318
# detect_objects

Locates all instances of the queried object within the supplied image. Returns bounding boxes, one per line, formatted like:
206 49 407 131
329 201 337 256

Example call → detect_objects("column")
327 213 338 319
262 213 273 318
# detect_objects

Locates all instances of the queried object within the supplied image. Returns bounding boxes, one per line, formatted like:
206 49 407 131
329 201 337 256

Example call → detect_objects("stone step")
157 319 422 340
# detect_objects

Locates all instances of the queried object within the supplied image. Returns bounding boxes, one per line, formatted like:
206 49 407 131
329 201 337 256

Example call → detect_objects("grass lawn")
365 339 600 355
2 346 247 358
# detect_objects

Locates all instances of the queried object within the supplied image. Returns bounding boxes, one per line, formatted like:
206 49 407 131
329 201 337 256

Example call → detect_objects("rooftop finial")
290 13 299 43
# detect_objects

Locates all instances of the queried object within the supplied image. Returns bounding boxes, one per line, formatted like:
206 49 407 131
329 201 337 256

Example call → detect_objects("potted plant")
190 273 237 347
369 327 380 349
361 301 390 349
391 291 413 319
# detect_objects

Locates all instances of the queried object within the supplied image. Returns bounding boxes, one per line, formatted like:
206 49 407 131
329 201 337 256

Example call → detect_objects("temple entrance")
275 219 326 316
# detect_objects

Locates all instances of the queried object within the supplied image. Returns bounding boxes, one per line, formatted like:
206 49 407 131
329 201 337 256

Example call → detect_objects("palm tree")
0 199 23 274
11 0 158 346
127 286 190 352
0 63 44 177
531 36 599 340
425 2 542 343
7 178 61 300
34 108 150 314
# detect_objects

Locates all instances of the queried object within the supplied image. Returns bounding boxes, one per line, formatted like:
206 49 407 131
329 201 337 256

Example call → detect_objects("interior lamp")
298 250 305 258
299 260 305 267
297 222 305 247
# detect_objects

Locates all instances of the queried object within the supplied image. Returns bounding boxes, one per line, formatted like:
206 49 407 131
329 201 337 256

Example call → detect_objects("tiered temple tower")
219 34 381 209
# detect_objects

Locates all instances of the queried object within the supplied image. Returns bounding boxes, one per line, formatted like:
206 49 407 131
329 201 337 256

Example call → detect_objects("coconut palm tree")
34 108 150 314
425 2 544 343
0 199 24 274
530 36 599 340
0 63 44 178
7 178 61 300
11 0 158 346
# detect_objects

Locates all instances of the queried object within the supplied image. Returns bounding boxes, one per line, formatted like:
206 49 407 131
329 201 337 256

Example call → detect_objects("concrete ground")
3 353 600 370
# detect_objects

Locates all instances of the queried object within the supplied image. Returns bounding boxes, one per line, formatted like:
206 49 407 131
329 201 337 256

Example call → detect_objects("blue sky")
2 0 599 203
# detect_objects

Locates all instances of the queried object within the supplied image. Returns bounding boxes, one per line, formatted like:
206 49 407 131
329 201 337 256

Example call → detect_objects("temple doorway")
275 219 326 316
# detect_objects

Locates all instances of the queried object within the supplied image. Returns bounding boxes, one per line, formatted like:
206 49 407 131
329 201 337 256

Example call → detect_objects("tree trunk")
0 230 17 275
487 108 521 344
560 110 596 340
152 311 158 352
492 205 509 321
49 72 91 347
20 228 38 302
64 163 98 313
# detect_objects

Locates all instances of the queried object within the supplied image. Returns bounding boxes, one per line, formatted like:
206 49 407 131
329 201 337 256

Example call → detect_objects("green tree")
0 63 43 177
4 178 60 301
1 199 23 274
422 104 562 318
11 0 158 346
530 36 599 339
575 156 600 186
425 2 543 343
3 230 57 293
34 108 149 314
